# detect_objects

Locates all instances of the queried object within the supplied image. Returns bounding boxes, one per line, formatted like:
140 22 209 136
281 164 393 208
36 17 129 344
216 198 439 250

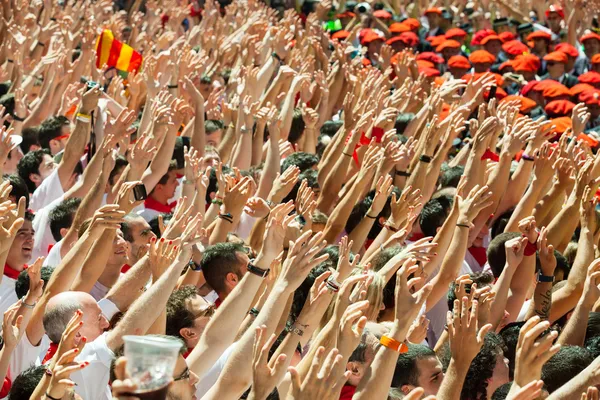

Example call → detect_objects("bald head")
44 292 95 343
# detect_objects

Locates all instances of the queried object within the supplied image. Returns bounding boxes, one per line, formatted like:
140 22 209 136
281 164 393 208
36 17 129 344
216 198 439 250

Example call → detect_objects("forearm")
490 264 518 326
317 141 355 212
423 208 459 278
437 359 469 400
252 124 265 167
557 299 591 346
217 125 236 164
546 197 579 252
504 179 545 232
105 256 151 312
525 281 553 321
533 182 568 227
256 140 280 200
71 232 115 293
348 216 376 254
317 125 346 186
0 345 14 386
58 119 90 188
500 158 535 212
142 128 176 192
231 131 253 170
191 106 206 155
322 177 369 243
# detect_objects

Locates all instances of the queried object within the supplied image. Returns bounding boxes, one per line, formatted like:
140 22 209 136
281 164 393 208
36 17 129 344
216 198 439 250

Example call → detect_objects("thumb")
288 366 302 394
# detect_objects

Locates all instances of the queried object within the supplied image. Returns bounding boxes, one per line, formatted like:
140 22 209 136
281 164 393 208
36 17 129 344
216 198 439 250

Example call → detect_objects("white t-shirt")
43 239 63 268
0 276 17 316
32 196 65 263
10 334 51 378
137 207 161 223
72 332 114 400
90 280 111 302
30 168 64 212
236 213 257 241
194 344 236 398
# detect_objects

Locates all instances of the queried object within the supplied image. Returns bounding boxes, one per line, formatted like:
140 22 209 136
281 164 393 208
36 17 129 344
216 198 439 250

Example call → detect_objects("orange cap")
498 32 516 43
419 66 441 77
502 40 530 56
570 83 596 97
403 18 420 30
416 52 444 64
514 54 541 72
448 55 471 69
424 7 442 15
400 32 419 47
428 35 446 47
386 36 405 46
579 89 600 105
550 116 572 135
579 71 600 85
416 59 435 69
543 51 568 63
545 100 576 117
526 31 552 42
331 30 350 40
481 34 502 46
592 54 600 65
373 10 392 19
555 43 579 58
362 32 384 44
501 95 538 113
445 28 467 39
436 39 461 53
469 50 496 64
542 83 571 99
581 32 600 43
389 22 410 34
498 60 516 71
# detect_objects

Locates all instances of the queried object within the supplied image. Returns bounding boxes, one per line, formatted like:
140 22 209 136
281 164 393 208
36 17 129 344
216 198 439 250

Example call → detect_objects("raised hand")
2 301 23 349
248 325 289 400
223 176 253 216
279 231 328 291
46 347 89 400
336 300 369 358
268 166 300 204
394 259 432 326
149 237 180 279
88 204 126 233
368 175 393 217
581 259 600 309
456 184 493 227
261 201 295 260
536 227 556 277
504 236 528 269
518 216 538 243
288 347 350 400
335 236 360 283
115 181 145 213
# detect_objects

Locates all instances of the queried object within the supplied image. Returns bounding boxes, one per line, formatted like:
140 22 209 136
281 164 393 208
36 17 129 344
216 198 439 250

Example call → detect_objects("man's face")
442 47 460 60
367 40 383 57
79 296 110 342
426 13 440 28
488 350 510 394
205 130 223 148
183 294 215 348
547 13 562 32
127 218 156 262
4 147 23 175
413 356 444 396
223 251 250 295
161 170 180 200
585 39 600 57
7 219 34 266
38 154 57 181
199 83 212 100
484 40 502 56
169 354 200 400
471 222 490 248
108 229 130 265
533 38 548 53
547 61 565 78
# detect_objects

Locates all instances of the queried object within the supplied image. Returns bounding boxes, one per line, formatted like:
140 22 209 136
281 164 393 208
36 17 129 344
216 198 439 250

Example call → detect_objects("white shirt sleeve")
194 343 236 399
29 168 65 212
72 332 114 400
31 196 65 262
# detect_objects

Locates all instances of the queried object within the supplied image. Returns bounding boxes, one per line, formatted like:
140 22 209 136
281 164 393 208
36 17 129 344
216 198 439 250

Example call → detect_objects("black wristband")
395 169 411 177
12 114 25 122
272 52 284 64
342 152 352 157
249 307 260 317
167 84 178 89
46 393 61 400
456 223 470 229
365 213 377 219
419 154 432 163
218 213 233 223
247 262 270 278
6 59 13 64
36 41 45 47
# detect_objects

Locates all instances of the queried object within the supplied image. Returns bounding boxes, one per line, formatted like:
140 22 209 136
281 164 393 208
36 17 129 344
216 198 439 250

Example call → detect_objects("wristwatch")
537 272 555 283
247 262 270 278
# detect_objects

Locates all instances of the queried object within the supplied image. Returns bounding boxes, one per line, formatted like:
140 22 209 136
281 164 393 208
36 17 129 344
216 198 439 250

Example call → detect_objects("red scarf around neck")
3 264 26 280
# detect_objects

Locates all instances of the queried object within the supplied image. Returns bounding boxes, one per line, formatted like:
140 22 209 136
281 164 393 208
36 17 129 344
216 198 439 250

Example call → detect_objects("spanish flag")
95 30 142 73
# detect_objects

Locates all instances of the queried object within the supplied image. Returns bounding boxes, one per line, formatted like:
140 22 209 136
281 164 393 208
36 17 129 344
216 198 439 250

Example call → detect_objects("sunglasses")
174 367 190 382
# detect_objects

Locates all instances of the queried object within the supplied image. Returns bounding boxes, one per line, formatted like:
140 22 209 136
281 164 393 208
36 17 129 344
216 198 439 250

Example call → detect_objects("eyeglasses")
174 367 190 382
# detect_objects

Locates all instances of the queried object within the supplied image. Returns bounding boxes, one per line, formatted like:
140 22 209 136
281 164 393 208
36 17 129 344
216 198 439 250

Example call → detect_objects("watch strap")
247 262 270 278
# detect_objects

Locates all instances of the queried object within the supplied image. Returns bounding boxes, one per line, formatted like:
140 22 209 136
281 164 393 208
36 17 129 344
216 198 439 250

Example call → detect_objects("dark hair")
200 242 246 294
371 246 404 311
109 156 129 186
166 285 200 340
281 152 319 174
320 120 343 136
486 232 521 278
154 160 178 188
15 266 53 299
394 113 416 134
461 332 507 400
48 198 81 242
206 164 233 204
282 170 319 204
585 335 600 358
491 209 514 240
392 344 436 388
0 93 15 117
17 149 51 193
491 382 513 400
4 174 29 209
498 321 526 379
8 365 46 399
541 345 593 393
346 188 400 241
288 108 305 144
37 116 70 149
20 127 40 154
148 213 173 238
439 165 464 188
172 137 190 170
586 312 600 343
419 194 454 237
447 272 495 311
205 119 225 134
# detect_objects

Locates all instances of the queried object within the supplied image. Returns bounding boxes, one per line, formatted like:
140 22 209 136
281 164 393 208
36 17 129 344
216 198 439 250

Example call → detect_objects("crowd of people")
1 0 600 399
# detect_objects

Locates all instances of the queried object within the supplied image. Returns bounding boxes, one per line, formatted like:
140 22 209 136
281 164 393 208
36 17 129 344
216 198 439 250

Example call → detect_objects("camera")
356 2 371 14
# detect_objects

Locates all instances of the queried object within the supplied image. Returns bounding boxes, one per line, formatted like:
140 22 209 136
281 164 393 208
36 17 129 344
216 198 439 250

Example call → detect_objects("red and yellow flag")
95 30 142 73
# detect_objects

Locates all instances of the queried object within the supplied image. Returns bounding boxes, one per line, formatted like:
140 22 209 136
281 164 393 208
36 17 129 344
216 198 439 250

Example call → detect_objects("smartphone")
488 85 497 101
133 184 148 201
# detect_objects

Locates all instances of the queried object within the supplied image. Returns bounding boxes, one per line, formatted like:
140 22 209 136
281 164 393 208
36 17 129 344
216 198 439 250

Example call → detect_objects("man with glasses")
541 51 578 88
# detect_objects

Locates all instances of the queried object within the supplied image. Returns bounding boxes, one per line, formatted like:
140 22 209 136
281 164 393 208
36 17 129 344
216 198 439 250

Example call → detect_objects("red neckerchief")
143 196 177 214
468 246 488 267
47 244 54 253
183 348 193 359
0 375 11 398
4 264 26 280
214 297 222 309
121 264 132 273
42 342 59 364
339 384 356 400
408 232 425 242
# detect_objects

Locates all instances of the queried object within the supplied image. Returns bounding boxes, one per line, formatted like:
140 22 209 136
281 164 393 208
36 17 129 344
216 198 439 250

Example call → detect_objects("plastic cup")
123 335 181 393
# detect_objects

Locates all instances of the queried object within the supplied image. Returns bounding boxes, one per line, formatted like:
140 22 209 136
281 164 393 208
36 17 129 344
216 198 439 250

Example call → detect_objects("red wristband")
523 237 537 257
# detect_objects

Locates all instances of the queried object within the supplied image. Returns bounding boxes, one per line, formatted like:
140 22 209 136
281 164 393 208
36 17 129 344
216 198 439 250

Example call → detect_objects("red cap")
389 22 410 34
362 32 385 44
399 32 419 47
332 30 350 40
592 54 600 65
386 36 405 46
424 7 442 15
579 90 600 105
550 117 572 135
579 71 600 85
545 5 565 19
555 43 579 58
436 39 461 52
521 80 540 96
498 60 516 71
417 52 444 64
545 100 576 117
526 31 552 42
403 18 420 30
427 35 446 47
373 10 392 19
570 83 596 97
502 40 530 56
501 95 538 113
543 51 568 63
542 83 571 99
336 11 356 18
469 49 496 64
481 34 502 46
419 66 441 77
471 29 496 46
514 53 541 72
361 58 372 66
448 55 471 69
581 32 600 43
499 31 516 43
445 28 467 39
416 59 435 69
